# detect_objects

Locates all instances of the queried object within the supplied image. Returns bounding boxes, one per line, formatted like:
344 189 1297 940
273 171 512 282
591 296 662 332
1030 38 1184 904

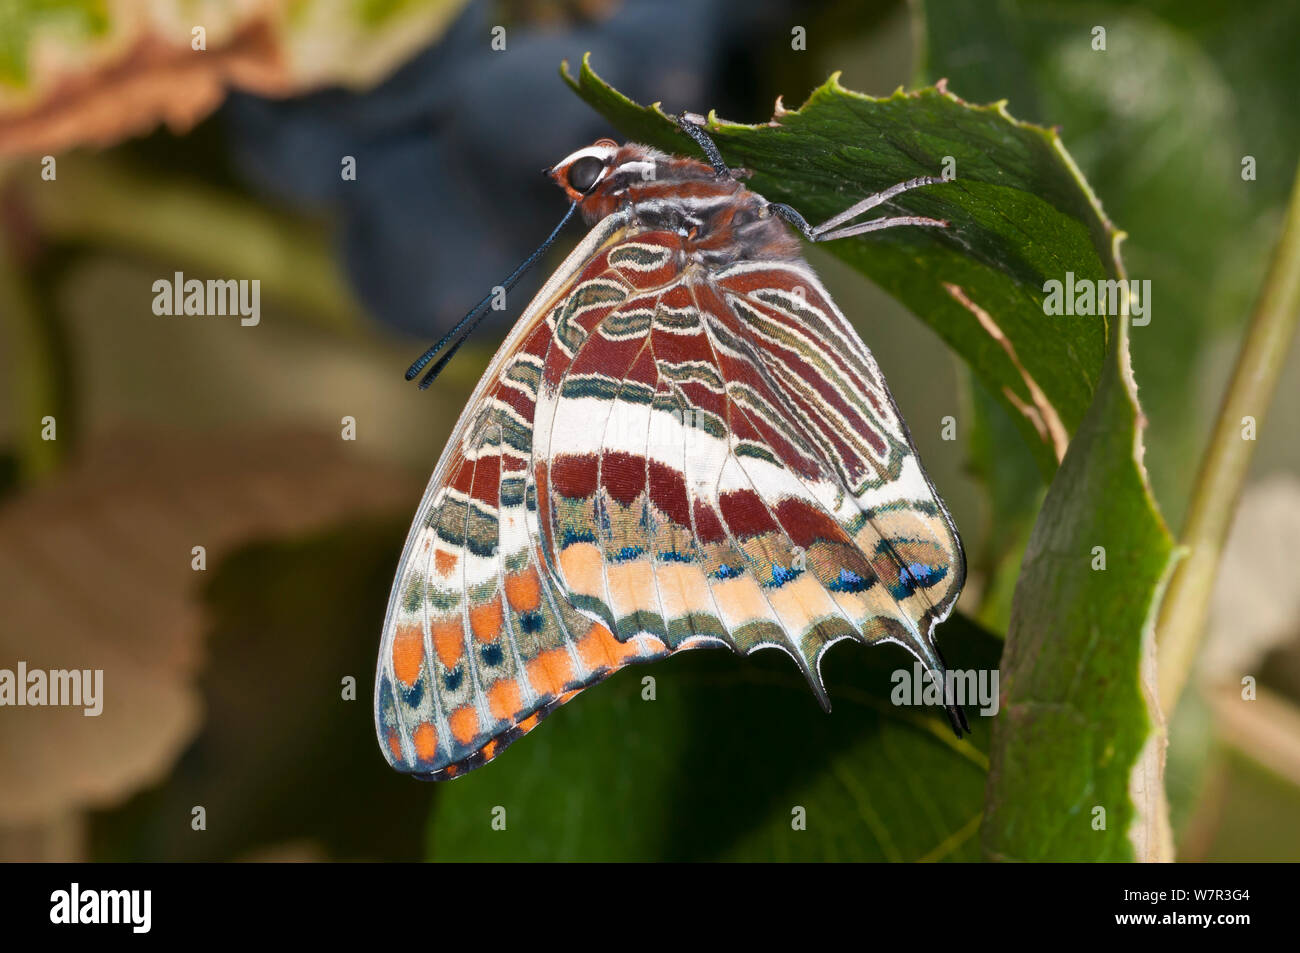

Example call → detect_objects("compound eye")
567 156 604 193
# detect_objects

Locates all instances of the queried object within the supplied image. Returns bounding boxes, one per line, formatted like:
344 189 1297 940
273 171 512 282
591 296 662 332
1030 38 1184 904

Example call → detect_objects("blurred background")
0 0 1297 861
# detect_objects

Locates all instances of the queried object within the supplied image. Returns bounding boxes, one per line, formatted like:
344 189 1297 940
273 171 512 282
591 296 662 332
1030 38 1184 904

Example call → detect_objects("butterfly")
375 115 966 780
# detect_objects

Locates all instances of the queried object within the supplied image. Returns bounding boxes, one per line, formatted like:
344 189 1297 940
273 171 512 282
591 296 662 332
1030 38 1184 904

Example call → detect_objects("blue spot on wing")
769 564 802 586
398 674 424 707
614 545 645 562
712 563 743 580
888 562 948 599
828 567 873 593
561 527 597 548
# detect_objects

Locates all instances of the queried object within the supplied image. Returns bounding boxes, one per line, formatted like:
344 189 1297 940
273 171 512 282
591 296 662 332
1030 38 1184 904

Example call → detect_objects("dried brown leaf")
0 429 418 824
0 0 470 156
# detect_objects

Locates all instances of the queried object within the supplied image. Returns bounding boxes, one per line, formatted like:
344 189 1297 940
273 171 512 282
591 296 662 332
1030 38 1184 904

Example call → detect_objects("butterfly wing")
700 257 965 674
375 211 667 779
377 220 965 780
538 237 964 701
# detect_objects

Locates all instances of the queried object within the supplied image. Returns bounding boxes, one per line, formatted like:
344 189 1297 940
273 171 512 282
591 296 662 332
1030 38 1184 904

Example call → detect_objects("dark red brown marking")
718 488 781 539
602 450 647 507
647 459 691 526
550 454 598 498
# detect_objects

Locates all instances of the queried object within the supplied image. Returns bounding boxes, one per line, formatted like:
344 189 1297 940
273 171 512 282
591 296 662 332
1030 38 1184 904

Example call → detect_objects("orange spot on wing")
434 549 459 575
517 713 541 733
487 678 523 722
391 623 424 686
449 705 480 744
432 619 464 669
481 739 499 761
387 729 404 762
526 648 574 696
558 542 605 598
505 569 542 612
413 723 438 761
578 622 640 671
470 596 504 643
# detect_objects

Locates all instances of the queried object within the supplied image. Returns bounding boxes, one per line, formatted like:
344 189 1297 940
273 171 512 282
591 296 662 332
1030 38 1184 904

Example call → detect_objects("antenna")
405 200 582 389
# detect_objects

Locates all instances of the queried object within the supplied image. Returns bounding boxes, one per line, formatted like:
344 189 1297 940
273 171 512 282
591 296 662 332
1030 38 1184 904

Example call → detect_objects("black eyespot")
567 156 604 193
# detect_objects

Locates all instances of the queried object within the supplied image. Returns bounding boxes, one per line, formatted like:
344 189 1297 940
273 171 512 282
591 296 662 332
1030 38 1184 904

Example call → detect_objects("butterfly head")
547 139 795 261
547 139 622 204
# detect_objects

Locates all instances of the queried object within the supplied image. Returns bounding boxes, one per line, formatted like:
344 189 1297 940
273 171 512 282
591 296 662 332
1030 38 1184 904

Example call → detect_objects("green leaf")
562 53 1120 476
982 313 1176 861
965 372 1044 633
919 0 1300 856
918 0 1286 528
429 615 1002 862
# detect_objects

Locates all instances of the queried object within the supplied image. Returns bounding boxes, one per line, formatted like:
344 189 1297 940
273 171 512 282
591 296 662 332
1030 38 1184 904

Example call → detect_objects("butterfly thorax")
550 141 802 266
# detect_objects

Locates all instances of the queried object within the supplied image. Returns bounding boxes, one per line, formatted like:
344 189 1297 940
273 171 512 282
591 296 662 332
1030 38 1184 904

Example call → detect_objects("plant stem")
0 233 63 481
1156 160 1300 713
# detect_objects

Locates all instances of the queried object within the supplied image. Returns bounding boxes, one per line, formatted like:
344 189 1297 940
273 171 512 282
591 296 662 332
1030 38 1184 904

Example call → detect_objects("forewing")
375 213 665 779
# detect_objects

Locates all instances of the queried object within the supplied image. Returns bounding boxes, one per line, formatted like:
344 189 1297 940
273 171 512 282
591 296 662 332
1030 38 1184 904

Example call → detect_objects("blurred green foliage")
1 0 1296 863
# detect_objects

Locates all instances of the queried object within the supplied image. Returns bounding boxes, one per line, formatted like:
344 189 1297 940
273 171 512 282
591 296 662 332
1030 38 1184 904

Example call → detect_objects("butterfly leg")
675 112 737 179
768 175 948 242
